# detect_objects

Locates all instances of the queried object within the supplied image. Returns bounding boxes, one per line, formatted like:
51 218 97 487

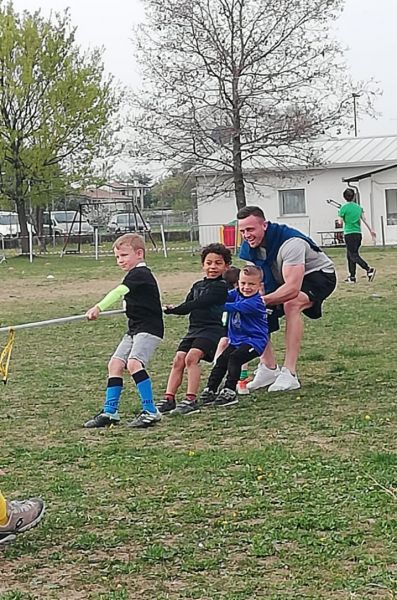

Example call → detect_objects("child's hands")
86 305 100 320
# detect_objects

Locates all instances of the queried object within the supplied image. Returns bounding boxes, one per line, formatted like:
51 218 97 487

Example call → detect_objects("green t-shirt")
338 202 363 234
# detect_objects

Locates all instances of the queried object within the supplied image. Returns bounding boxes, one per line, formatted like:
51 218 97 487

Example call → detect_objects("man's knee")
284 294 312 316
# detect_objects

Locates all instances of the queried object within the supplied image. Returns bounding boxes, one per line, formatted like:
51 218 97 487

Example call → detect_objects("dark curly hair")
201 243 232 265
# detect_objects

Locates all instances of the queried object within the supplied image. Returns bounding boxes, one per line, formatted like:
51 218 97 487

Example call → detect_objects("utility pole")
352 93 360 137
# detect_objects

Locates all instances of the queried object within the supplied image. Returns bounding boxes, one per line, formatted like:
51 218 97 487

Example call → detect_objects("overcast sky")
10 0 397 137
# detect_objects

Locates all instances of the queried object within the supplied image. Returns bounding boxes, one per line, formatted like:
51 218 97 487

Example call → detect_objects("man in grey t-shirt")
238 206 336 392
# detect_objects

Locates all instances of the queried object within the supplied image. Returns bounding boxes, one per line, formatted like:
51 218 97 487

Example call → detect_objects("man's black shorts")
176 336 218 362
267 270 337 333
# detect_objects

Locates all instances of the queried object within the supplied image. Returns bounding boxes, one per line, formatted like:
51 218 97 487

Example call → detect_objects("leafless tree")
132 0 377 209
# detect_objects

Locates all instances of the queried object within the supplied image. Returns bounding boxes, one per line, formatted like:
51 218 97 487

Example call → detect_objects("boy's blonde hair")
112 233 146 255
241 265 263 280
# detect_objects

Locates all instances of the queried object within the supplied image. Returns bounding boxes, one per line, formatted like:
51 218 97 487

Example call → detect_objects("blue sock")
132 369 156 414
103 377 123 415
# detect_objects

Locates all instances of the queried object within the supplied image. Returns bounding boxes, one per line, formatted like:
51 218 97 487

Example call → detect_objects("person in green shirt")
338 188 376 283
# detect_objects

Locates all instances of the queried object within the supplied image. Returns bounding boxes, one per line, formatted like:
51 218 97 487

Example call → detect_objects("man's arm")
361 211 376 240
337 206 344 228
86 284 129 320
262 264 305 306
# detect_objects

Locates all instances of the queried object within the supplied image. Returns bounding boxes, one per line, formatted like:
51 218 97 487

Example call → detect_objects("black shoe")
84 411 120 428
170 399 200 415
214 388 238 407
199 388 216 406
367 267 376 282
127 410 162 428
157 397 177 414
344 276 356 284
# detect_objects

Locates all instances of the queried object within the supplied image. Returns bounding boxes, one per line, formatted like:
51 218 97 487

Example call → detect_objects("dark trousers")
207 344 259 392
344 233 369 278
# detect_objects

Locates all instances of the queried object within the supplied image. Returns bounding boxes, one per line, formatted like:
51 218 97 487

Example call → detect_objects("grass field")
0 247 396 600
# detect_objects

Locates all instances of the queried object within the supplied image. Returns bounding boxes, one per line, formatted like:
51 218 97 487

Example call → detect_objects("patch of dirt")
0 271 199 304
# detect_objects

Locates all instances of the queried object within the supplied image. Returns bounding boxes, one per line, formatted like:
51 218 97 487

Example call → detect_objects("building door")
385 189 397 244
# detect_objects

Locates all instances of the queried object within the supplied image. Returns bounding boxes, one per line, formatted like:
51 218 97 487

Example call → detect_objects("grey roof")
195 134 397 176
320 135 397 167
342 162 397 182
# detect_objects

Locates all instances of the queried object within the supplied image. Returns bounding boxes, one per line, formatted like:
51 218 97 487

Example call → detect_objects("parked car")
107 213 151 234
43 211 94 236
0 212 34 238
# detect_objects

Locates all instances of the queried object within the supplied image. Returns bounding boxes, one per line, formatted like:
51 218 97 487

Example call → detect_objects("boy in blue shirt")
199 265 269 407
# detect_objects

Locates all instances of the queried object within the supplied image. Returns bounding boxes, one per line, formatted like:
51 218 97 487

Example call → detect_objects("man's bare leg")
261 339 277 369
283 292 312 374
268 292 312 392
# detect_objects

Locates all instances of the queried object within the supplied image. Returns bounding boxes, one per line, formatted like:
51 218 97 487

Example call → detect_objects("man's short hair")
113 233 146 254
241 265 263 280
237 206 266 220
201 243 232 265
343 188 355 202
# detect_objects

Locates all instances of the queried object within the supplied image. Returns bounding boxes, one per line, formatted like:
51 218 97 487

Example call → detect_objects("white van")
107 213 150 234
43 211 94 236
0 212 34 238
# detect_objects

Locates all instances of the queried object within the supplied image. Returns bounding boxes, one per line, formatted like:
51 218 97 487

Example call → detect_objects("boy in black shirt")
158 243 231 416
84 233 164 429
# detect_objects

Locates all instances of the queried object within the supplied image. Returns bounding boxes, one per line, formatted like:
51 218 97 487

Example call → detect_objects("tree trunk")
34 206 46 252
232 135 246 210
15 197 30 255
232 69 246 210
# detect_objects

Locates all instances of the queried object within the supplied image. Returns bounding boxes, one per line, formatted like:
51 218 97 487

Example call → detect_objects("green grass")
0 248 396 599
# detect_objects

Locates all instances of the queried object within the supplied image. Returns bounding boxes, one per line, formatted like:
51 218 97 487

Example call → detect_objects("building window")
385 189 397 225
279 189 306 216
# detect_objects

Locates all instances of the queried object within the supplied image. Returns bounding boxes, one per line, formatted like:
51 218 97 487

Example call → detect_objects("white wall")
358 166 397 245
197 166 371 246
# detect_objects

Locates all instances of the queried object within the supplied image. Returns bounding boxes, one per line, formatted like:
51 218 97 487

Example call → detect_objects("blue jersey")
224 290 269 355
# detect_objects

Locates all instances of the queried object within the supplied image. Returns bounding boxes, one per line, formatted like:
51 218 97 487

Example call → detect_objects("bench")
317 229 345 247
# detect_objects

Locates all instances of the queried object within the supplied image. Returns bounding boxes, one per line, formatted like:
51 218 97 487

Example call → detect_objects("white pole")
29 227 33 263
0 309 124 333
0 234 5 263
160 224 168 258
94 226 99 260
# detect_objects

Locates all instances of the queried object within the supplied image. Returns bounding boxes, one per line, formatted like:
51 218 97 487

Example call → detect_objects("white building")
196 135 397 246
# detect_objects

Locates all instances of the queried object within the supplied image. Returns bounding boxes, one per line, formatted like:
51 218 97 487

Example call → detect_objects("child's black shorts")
267 270 337 333
177 336 218 362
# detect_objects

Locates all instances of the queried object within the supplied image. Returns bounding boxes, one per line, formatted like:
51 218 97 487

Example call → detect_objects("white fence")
0 222 242 262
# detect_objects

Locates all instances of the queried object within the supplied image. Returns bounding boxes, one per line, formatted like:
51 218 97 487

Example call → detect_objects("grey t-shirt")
272 238 334 284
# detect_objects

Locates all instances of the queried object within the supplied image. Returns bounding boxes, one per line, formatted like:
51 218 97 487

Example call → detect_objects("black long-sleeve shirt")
165 276 227 341
123 265 164 338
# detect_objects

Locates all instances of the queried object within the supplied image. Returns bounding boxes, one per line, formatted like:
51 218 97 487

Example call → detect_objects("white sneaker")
268 367 300 392
246 364 281 391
